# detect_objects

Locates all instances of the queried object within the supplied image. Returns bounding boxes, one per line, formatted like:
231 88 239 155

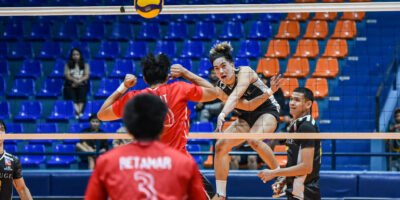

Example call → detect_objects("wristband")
266 88 273 96
116 83 128 93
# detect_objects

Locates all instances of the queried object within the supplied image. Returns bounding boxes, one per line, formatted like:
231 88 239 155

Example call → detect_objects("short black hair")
395 108 400 116
209 41 234 64
141 53 171 85
89 114 99 122
0 120 5 132
123 94 168 141
293 87 314 103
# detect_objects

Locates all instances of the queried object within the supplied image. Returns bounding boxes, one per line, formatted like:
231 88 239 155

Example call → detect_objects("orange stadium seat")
323 39 348 58
305 78 329 98
322 0 344 2
313 12 337 21
256 57 280 78
281 78 299 98
312 57 339 78
341 12 365 21
284 57 310 78
286 13 310 21
293 39 319 58
275 20 300 40
332 20 357 39
274 145 287 168
264 39 290 58
295 0 317 2
312 101 319 119
304 20 329 39
350 0 371 2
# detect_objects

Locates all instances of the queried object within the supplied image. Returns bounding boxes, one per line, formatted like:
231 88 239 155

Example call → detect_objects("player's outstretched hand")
216 112 226 133
170 64 188 79
124 74 137 88
270 74 283 93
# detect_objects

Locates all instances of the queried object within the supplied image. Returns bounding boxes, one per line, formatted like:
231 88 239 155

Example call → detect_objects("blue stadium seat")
153 40 177 58
101 122 122 133
197 58 212 78
187 101 197 120
192 21 216 40
25 23 50 41
119 15 141 24
80 21 105 41
0 43 7 59
95 78 121 98
136 22 160 40
80 100 103 121
259 13 282 22
14 101 42 121
4 144 17 153
175 14 198 23
132 77 147 90
8 78 36 98
237 40 261 58
0 77 5 96
186 144 203 165
123 41 147 59
20 144 46 168
230 14 251 22
88 60 107 78
109 59 136 78
1 22 23 40
37 78 64 98
172 58 193 72
69 123 89 133
95 41 120 59
47 100 75 121
248 21 272 40
0 101 10 120
95 15 117 24
234 57 250 66
219 21 244 40
37 41 62 59
7 123 24 133
180 40 204 59
16 60 43 78
190 121 214 132
49 59 65 78
53 21 79 41
47 144 77 167
7 42 33 60
108 23 132 41
164 22 188 40
36 123 58 133
201 14 227 23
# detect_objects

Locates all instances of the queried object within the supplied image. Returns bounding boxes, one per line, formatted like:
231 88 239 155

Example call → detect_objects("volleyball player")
86 94 206 199
0 120 33 200
258 87 321 200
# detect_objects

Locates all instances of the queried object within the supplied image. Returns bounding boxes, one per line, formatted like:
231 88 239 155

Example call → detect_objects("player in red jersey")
85 94 206 200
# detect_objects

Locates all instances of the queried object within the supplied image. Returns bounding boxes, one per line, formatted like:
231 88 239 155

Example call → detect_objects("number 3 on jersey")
134 171 157 199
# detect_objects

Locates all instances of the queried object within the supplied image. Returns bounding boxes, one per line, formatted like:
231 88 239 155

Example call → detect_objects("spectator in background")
112 126 133 148
230 142 260 170
76 115 108 169
64 48 90 119
389 108 400 171
195 68 223 123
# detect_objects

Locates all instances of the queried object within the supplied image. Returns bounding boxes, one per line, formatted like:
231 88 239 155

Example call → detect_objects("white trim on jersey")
292 144 306 200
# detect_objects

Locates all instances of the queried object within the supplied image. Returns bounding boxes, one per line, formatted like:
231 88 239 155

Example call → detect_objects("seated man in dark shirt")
76 115 108 169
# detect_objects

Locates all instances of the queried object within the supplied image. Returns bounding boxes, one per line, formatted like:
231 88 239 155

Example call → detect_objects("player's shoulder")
297 115 318 131
4 151 18 162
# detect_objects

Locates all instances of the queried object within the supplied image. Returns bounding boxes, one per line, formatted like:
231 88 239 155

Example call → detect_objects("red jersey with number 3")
85 141 206 200
111 81 203 153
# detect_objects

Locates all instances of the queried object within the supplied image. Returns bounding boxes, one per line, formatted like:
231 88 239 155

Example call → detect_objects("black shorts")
239 107 280 129
64 83 88 103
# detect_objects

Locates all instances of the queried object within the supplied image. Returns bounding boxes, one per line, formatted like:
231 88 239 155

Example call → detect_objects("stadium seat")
305 78 329 98
4 144 17 153
172 58 193 72
0 43 7 59
313 12 337 21
95 78 121 98
7 123 24 133
275 20 300 40
219 21 244 40
180 40 204 59
236 40 261 59
341 12 365 21
331 20 357 39
96 41 120 59
2 22 23 40
186 144 203 165
293 39 319 58
53 21 79 41
69 123 89 133
256 57 280 78
36 77 64 98
25 23 50 41
304 20 329 39
37 41 62 59
95 15 117 23
16 60 43 78
136 22 161 40
123 41 147 59
264 39 290 58
259 13 282 22
80 100 103 121
286 13 310 21
234 57 250 67
101 122 122 133
14 101 42 121
133 76 147 90
274 145 287 168
281 78 299 98
175 14 198 23
36 123 58 133
230 13 251 22
109 59 135 78
164 21 188 40
312 58 339 78
197 58 212 78
88 60 107 78
8 78 36 98
108 23 133 41
47 100 75 121
323 39 348 58
190 122 214 132
153 40 177 58
0 77 5 96
284 57 310 78
7 42 33 60
312 101 319 119
20 144 46 168
0 101 10 120
201 14 227 23
80 21 105 41
192 21 216 40
295 0 317 2
322 0 344 2
247 21 272 40
49 59 65 78
47 144 77 167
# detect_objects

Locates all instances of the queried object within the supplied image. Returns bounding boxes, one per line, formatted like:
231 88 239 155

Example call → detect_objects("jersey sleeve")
180 82 203 102
111 91 137 118
13 157 23 179
85 156 108 200
297 122 318 148
187 160 207 200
